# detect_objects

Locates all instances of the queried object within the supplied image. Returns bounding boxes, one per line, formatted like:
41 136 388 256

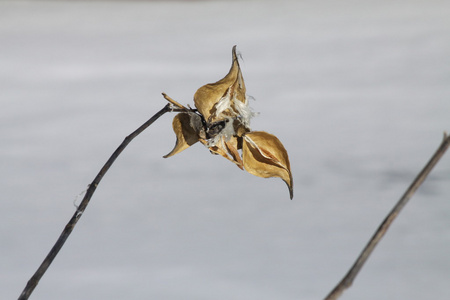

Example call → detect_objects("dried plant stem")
18 104 172 300
162 92 187 110
324 132 450 300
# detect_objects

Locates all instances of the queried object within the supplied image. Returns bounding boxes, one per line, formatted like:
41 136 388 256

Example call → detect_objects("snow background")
1 0 450 299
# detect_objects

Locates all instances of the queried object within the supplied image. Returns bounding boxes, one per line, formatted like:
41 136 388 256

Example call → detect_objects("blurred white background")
1 1 450 299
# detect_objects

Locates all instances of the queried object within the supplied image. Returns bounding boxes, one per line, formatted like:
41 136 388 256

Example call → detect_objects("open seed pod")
163 112 203 158
242 131 293 199
193 45 249 128
163 46 294 199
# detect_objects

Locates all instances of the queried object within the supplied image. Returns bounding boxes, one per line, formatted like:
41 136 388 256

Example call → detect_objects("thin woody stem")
18 103 172 300
324 132 450 300
162 92 188 110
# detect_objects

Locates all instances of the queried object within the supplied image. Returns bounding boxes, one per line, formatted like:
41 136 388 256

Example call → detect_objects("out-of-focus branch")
18 103 172 300
324 132 450 300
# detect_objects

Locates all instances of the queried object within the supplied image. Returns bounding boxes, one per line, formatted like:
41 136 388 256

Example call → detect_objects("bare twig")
18 103 172 300
324 132 450 300
162 92 187 110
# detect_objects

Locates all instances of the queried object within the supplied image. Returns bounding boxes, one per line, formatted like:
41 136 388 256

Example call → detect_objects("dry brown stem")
18 104 172 300
324 132 450 300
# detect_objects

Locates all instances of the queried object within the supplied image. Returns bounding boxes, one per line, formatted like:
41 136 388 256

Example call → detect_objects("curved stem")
18 104 172 300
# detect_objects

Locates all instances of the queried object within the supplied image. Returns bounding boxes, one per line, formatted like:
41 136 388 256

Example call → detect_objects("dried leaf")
242 131 294 199
163 112 201 158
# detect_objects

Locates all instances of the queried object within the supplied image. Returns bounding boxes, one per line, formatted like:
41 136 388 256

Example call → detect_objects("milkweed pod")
163 112 202 158
242 131 294 199
194 45 247 123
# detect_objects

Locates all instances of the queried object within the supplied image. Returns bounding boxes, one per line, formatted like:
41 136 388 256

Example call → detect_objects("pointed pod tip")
231 45 240 63
285 177 294 200
288 174 294 200
163 149 177 159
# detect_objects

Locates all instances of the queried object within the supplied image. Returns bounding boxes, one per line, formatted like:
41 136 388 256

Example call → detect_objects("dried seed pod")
163 46 294 199
163 112 202 158
194 45 249 128
242 131 294 199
